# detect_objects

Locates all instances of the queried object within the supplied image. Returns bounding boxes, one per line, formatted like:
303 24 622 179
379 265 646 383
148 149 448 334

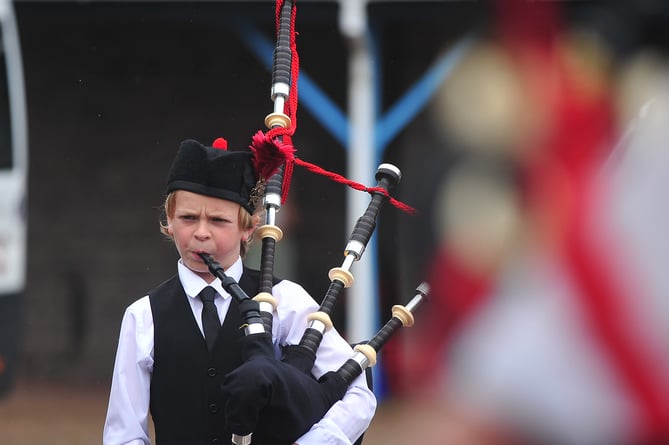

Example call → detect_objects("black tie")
198 286 220 351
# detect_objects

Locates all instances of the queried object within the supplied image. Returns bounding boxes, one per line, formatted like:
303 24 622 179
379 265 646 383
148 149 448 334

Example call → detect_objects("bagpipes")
201 251 428 445
202 1 425 444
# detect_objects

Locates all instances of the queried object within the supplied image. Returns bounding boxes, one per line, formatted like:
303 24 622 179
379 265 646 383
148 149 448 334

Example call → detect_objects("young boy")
103 139 376 445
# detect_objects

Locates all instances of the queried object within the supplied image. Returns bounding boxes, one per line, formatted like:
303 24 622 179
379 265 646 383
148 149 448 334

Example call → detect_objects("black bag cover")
221 333 348 444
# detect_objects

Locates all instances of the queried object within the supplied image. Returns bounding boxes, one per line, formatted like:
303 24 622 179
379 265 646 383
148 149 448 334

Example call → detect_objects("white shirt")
103 257 376 445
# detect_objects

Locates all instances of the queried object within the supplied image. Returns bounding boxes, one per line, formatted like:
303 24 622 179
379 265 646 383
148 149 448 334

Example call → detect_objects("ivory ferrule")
391 304 415 327
254 292 278 311
328 267 354 288
353 343 377 367
265 112 291 130
307 311 333 332
256 224 283 242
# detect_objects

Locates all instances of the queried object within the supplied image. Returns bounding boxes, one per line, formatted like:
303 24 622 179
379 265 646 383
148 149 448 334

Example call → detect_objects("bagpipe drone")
203 1 426 444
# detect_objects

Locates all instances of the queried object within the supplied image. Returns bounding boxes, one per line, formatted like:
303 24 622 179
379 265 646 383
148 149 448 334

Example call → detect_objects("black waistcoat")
148 268 268 445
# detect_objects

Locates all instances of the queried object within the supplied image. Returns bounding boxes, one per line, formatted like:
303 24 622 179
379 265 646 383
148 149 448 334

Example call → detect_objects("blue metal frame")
233 18 473 156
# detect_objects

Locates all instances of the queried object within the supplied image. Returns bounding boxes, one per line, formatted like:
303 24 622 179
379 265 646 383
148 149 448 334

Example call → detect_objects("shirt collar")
178 256 244 300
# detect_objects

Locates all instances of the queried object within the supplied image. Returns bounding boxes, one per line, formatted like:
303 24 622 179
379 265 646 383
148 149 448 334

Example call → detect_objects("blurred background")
1 0 669 444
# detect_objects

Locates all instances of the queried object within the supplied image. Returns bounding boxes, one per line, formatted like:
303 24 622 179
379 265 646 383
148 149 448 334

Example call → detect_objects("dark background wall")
12 0 486 385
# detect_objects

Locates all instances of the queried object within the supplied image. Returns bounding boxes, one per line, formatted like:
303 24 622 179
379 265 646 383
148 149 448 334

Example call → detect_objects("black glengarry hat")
166 138 259 214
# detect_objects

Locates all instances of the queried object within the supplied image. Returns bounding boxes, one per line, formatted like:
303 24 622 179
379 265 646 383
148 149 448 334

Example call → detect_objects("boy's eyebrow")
207 211 234 219
173 205 235 218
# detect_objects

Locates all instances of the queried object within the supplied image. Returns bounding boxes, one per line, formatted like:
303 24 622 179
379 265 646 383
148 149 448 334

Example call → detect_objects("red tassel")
249 131 295 181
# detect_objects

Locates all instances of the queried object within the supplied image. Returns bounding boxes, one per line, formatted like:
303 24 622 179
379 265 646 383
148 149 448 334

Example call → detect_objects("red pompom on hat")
212 137 228 150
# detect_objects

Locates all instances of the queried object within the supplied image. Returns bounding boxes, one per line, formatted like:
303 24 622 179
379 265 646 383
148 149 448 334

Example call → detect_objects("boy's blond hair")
159 192 259 258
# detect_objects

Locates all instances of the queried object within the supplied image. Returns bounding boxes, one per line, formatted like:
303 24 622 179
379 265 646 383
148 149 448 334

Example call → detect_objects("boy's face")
167 190 253 281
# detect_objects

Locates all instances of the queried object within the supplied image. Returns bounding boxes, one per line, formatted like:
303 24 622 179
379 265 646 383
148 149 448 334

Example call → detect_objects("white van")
0 0 27 398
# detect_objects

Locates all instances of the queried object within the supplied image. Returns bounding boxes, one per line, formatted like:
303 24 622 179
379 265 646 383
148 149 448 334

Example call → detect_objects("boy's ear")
243 214 261 241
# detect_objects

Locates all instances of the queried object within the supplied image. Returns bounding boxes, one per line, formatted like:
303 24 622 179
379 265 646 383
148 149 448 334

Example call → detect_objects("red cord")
255 0 415 216
294 157 416 214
